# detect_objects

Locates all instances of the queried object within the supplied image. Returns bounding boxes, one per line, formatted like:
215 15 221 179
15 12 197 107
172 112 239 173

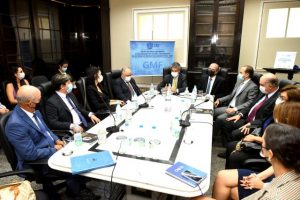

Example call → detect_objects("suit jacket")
198 74 225 99
45 92 90 130
86 83 110 112
157 73 187 93
5 106 59 170
113 77 141 102
240 90 279 127
219 79 258 111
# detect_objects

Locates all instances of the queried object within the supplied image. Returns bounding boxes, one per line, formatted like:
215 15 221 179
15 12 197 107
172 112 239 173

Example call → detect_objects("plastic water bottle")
150 83 155 96
171 117 180 139
184 87 189 95
192 85 197 103
74 132 82 146
115 101 122 123
132 95 139 110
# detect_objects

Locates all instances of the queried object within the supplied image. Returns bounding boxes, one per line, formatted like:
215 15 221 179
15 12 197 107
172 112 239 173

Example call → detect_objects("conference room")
0 0 300 200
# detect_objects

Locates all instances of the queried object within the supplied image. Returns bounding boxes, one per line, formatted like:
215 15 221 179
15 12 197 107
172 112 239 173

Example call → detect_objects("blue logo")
147 42 153 49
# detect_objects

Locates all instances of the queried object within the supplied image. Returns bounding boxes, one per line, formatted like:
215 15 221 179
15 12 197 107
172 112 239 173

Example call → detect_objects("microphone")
179 98 209 127
138 92 150 108
98 95 119 134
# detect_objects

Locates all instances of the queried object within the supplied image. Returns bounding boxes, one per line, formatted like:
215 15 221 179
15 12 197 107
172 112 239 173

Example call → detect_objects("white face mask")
125 76 131 82
237 73 244 81
275 97 284 105
259 86 266 94
18 72 25 80
62 67 68 72
98 75 103 83
171 72 179 78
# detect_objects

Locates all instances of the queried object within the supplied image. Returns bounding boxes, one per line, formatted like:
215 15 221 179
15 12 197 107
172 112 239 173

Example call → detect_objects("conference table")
48 92 213 198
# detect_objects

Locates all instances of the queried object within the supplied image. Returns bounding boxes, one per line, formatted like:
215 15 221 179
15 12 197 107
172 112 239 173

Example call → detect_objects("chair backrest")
1 80 13 110
252 72 263 86
0 112 17 170
202 67 228 80
37 81 54 121
105 69 122 99
31 76 48 87
162 67 187 77
279 79 297 89
75 77 91 111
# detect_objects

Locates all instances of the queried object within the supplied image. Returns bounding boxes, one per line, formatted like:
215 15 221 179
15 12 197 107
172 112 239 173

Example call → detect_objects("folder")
71 151 116 175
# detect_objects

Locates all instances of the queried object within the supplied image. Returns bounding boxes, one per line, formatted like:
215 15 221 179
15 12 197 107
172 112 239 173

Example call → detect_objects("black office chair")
202 67 229 80
0 112 65 198
31 76 48 87
1 80 13 110
105 69 122 99
252 72 263 86
279 79 297 89
75 77 92 111
0 169 49 200
162 67 187 77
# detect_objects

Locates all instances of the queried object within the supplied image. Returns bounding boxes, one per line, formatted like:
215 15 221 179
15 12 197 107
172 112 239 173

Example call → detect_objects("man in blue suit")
6 85 99 199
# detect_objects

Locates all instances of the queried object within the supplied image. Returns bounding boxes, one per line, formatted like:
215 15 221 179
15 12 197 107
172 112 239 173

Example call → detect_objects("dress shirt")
206 76 216 94
243 170 300 200
229 79 250 108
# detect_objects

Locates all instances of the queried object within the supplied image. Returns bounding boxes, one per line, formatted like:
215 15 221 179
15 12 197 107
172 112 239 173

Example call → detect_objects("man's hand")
0 108 9 114
214 99 220 107
226 115 241 123
239 123 251 135
90 115 100 124
55 140 64 146
54 144 63 151
225 107 236 114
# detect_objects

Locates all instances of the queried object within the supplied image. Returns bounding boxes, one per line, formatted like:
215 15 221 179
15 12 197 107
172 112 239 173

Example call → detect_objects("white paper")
274 51 297 69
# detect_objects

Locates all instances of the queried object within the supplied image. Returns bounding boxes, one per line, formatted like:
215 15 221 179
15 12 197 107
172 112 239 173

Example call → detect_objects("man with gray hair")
113 67 141 102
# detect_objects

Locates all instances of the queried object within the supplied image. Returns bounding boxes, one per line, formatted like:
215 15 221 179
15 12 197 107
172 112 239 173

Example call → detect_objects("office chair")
202 67 228 80
162 67 187 77
75 77 92 111
0 169 49 200
279 79 297 89
252 72 263 86
1 80 13 110
105 69 122 99
31 76 48 87
0 112 65 198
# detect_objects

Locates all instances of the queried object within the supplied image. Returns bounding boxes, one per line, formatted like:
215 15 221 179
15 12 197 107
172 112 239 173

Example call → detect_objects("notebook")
71 151 116 175
166 161 207 187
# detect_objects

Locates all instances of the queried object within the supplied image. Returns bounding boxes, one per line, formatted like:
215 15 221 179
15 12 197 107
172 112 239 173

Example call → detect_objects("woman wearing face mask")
6 65 30 106
86 66 124 119
58 58 69 75
193 101 300 200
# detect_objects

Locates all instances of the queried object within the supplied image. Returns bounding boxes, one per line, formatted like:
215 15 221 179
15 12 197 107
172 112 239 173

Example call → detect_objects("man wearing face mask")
46 73 100 133
218 73 279 154
213 65 258 144
157 62 187 94
197 63 226 99
113 67 141 102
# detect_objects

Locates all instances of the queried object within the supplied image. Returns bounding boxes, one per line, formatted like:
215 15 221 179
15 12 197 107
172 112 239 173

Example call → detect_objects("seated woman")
86 66 123 119
6 65 29 106
195 123 300 200
197 101 300 200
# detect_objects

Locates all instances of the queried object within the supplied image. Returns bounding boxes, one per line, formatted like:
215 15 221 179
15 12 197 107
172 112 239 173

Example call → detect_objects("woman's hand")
240 173 264 190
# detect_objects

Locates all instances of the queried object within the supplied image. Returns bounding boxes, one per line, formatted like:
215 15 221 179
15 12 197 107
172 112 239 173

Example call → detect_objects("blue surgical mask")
237 74 244 81
67 83 73 93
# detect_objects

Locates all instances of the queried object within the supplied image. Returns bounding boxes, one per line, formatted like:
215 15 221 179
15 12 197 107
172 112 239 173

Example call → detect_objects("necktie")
127 82 135 96
33 112 54 141
206 78 212 94
247 95 268 122
66 94 88 127
171 78 178 91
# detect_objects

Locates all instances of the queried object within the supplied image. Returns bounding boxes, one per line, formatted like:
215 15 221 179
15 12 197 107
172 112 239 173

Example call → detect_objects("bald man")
113 67 141 102
218 73 279 160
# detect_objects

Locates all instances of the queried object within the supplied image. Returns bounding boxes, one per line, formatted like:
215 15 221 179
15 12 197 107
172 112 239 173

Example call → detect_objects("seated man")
218 73 279 159
46 73 100 133
213 65 258 141
157 62 187 94
197 63 226 99
113 67 141 102
5 85 98 199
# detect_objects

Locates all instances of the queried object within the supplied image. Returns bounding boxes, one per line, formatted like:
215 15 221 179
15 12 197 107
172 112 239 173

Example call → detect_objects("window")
133 7 189 67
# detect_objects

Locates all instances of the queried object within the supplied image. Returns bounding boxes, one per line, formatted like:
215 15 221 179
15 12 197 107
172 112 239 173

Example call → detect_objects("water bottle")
166 84 172 100
150 83 155 96
132 95 139 110
115 101 122 122
184 87 189 95
74 132 83 146
171 117 180 139
192 85 197 103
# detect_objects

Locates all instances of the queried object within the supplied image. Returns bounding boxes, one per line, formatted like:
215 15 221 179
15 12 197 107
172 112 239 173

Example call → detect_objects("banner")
130 41 175 76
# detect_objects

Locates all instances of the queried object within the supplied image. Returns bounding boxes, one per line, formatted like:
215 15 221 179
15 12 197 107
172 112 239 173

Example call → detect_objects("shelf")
196 22 213 25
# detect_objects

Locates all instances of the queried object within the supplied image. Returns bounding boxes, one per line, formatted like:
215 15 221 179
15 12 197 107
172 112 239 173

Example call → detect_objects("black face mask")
208 70 215 77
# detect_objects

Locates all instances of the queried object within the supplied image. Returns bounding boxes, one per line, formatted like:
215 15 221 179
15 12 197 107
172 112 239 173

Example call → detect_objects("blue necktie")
33 112 54 141
66 94 88 127
206 78 212 94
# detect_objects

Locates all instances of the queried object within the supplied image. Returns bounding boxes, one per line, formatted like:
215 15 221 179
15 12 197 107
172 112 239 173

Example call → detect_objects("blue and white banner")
130 41 175 76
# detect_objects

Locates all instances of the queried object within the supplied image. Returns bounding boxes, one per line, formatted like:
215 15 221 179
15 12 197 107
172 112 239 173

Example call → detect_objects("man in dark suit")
213 65 258 142
113 67 141 102
157 62 187 94
6 85 98 199
218 73 279 160
198 63 225 99
46 73 100 133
